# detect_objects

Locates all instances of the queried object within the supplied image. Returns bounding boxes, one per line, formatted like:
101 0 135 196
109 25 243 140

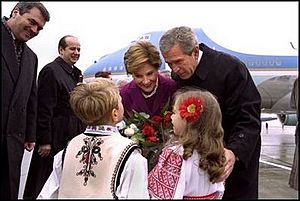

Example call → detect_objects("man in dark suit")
23 35 87 199
1 2 50 199
159 26 261 199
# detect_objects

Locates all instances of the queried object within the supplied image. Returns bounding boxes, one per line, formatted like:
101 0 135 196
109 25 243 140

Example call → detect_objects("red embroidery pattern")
148 148 183 199
183 191 223 200
75 136 104 186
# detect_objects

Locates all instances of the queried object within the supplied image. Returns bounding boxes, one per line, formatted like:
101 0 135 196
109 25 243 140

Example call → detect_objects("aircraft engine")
277 113 298 126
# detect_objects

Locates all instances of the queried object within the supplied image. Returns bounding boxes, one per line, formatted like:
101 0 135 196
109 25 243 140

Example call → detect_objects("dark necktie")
15 40 22 66
14 40 23 78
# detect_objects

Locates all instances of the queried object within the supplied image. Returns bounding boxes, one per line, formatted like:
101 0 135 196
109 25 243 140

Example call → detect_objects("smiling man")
1 2 50 199
23 35 87 199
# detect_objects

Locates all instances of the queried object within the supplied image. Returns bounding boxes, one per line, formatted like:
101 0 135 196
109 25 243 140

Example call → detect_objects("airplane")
83 28 298 126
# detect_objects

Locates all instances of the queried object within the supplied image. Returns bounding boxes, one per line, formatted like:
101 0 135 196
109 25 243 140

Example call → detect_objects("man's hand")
38 144 52 157
24 142 35 151
214 148 236 183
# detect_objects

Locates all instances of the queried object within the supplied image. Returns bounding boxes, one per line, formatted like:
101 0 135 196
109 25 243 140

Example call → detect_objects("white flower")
139 112 150 119
124 127 135 137
129 123 137 130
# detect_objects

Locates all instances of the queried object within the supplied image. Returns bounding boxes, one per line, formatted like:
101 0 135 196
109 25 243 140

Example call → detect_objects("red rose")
147 135 159 142
142 123 156 137
151 115 162 124
163 111 172 128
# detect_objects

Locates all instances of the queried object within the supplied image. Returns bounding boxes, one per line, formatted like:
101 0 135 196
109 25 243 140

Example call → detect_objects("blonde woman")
120 40 177 118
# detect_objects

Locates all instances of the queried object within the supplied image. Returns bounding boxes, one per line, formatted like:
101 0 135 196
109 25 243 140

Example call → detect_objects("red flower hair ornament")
179 96 204 122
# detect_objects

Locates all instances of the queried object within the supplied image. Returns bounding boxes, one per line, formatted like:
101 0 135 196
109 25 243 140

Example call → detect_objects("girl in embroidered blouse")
148 87 226 199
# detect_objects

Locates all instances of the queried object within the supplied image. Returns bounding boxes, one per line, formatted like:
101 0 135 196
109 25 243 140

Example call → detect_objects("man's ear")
58 47 63 55
11 8 19 18
193 46 199 58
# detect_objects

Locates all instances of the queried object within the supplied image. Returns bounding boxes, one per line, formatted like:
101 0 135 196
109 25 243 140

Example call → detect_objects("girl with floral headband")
148 88 226 199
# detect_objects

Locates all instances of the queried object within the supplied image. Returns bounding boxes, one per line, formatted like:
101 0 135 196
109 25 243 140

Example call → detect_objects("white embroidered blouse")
148 145 225 199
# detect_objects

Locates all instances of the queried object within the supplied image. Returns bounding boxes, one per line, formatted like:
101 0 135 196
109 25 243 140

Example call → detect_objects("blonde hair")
124 40 161 74
69 79 119 125
173 87 225 182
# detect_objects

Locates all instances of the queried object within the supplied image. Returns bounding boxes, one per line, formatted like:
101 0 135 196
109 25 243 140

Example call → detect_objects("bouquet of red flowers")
123 109 173 147
122 106 173 171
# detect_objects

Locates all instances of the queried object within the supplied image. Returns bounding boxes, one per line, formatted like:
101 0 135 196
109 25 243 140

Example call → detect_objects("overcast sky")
1 1 298 73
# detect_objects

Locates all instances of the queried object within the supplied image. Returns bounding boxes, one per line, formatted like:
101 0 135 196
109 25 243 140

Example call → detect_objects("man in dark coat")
23 35 86 199
288 77 298 190
1 2 50 199
159 26 261 199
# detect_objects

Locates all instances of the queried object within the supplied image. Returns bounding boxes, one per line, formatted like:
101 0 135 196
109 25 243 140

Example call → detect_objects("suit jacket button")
238 133 245 138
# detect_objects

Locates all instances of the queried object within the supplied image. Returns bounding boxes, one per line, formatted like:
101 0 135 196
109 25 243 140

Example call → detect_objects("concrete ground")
18 118 299 199
258 122 298 199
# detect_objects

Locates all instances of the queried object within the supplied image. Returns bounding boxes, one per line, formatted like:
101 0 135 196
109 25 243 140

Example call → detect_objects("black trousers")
0 141 13 199
23 147 54 199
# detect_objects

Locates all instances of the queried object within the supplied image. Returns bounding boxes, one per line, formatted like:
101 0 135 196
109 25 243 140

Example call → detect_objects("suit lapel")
15 45 36 90
2 23 20 84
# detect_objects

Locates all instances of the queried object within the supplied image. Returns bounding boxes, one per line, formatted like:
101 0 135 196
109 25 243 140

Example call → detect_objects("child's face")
171 107 185 136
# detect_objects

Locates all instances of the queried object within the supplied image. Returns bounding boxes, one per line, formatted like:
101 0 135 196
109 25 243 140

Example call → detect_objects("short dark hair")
95 71 112 78
58 35 74 51
10 2 50 22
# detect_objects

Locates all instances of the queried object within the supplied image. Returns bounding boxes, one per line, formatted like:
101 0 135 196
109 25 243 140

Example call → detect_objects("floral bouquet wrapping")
122 106 173 171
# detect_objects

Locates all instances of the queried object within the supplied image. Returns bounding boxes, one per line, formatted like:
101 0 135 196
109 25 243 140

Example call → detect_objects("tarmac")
18 117 299 199
258 120 298 199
